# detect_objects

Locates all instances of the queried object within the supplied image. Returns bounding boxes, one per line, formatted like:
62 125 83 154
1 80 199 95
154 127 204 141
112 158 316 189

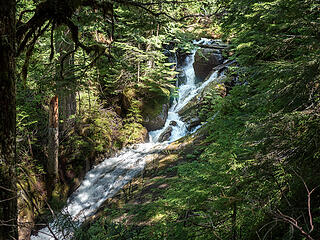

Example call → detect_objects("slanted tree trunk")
0 0 17 239
48 95 59 197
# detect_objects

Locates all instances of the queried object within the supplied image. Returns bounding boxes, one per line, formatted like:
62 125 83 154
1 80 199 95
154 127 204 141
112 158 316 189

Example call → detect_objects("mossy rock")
121 86 170 132
120 122 149 146
142 102 169 131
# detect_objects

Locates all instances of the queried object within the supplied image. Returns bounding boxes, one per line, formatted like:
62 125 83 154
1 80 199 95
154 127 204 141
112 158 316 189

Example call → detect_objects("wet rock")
204 59 236 81
121 88 138 114
163 49 176 66
187 117 201 131
142 127 150 143
194 39 228 49
195 43 228 50
176 50 190 67
193 48 224 82
158 126 173 142
177 68 187 86
170 121 178 126
178 98 199 122
178 74 227 126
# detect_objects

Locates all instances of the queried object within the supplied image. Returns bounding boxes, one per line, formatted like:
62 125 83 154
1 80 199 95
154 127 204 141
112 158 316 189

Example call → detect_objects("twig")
0 195 17 203
292 170 318 234
0 185 16 193
274 210 314 240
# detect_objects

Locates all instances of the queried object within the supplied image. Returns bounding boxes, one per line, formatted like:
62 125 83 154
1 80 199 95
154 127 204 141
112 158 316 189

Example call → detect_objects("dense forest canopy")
0 0 319 239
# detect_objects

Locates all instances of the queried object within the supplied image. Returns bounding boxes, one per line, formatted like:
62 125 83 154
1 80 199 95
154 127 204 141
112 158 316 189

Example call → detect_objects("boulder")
122 87 170 132
187 117 201 131
158 126 173 142
121 87 138 113
178 97 199 122
193 48 223 83
163 49 176 67
141 127 150 142
143 104 169 131
170 121 178 126
204 59 237 81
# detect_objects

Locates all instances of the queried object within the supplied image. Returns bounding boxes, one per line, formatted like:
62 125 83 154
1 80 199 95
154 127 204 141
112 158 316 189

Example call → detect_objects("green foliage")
75 0 320 239
200 0 320 238
74 219 145 240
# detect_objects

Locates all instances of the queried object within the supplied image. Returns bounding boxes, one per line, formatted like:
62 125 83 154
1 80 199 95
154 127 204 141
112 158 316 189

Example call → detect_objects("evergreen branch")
123 0 195 6
20 20 51 86
114 0 218 21
17 9 36 25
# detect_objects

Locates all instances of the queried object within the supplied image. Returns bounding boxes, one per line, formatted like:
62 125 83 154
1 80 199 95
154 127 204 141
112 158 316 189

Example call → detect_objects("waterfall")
31 38 223 239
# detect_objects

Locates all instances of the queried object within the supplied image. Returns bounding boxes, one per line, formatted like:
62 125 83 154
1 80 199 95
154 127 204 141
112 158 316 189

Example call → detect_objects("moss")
119 122 148 146
141 99 164 119
50 186 68 210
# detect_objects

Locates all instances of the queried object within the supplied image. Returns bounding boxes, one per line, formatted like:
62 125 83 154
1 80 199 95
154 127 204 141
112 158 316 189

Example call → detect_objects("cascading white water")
31 142 167 239
31 38 223 240
149 39 223 143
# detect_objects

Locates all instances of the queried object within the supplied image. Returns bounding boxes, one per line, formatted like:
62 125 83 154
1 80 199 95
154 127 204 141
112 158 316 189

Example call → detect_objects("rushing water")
31 39 224 239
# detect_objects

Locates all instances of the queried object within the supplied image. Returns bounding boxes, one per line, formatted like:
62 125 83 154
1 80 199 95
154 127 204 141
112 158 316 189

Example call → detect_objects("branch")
16 2 51 54
292 170 319 234
272 170 318 240
274 210 314 240
59 48 78 80
64 18 104 54
0 185 16 193
114 0 215 22
17 9 36 25
19 20 51 87
17 19 51 56
0 195 17 203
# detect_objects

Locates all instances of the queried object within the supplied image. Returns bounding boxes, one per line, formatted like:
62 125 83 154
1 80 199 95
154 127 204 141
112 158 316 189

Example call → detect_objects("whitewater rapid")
31 38 224 239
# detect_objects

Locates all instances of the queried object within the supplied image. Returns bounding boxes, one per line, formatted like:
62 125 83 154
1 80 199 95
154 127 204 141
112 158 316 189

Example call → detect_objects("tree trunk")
48 96 59 196
232 202 237 240
0 0 17 239
55 27 76 136
59 91 76 134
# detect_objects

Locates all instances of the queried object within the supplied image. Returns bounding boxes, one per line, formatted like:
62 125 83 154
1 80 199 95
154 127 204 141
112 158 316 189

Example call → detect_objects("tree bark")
48 96 59 194
0 0 17 239
232 202 237 240
56 27 76 136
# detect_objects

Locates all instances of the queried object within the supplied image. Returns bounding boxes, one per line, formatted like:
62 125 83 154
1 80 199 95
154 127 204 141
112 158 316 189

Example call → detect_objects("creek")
31 38 224 239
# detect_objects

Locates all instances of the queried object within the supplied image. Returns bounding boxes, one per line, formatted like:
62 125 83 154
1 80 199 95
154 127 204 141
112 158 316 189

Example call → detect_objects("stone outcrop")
192 40 228 83
178 74 227 130
187 117 201 131
193 48 224 82
158 126 173 142
121 87 169 132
